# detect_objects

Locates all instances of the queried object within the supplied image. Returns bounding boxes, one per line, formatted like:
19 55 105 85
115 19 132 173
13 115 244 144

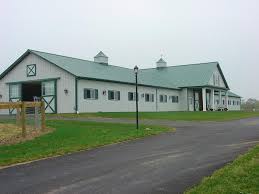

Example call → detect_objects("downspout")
187 88 189 111
155 88 158 112
75 77 78 113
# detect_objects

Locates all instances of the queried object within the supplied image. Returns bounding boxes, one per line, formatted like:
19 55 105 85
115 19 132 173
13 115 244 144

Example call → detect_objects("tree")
241 98 259 111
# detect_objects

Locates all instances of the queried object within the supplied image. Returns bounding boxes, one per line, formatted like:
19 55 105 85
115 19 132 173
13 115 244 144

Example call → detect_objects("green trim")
75 77 78 113
8 83 22 114
54 79 57 114
5 77 60 84
215 63 229 89
41 79 57 114
77 77 181 91
26 64 36 77
0 49 75 80
0 50 31 80
31 50 76 77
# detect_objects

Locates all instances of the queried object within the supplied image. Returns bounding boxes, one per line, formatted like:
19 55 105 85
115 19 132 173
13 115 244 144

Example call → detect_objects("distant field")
52 111 259 121
185 144 259 194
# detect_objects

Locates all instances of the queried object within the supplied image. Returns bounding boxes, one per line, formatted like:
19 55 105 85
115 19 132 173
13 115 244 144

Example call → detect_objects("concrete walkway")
0 117 259 194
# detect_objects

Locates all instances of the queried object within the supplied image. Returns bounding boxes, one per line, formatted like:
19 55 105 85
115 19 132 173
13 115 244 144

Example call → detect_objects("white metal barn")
0 49 241 114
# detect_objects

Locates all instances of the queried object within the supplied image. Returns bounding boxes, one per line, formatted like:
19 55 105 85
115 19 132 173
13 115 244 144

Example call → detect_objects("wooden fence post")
41 101 46 131
21 102 26 137
16 107 21 127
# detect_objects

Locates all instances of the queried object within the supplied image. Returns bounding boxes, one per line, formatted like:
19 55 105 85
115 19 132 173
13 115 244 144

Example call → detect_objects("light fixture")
134 65 139 74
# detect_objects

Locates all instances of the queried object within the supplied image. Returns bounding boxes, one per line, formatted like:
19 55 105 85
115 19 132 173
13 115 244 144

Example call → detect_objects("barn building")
0 49 241 114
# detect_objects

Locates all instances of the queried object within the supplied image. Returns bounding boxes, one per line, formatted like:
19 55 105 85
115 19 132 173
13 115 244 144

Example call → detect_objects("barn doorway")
9 80 57 114
21 82 41 101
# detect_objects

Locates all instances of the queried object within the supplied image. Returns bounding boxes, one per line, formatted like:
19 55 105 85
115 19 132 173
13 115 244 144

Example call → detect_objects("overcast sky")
0 0 258 99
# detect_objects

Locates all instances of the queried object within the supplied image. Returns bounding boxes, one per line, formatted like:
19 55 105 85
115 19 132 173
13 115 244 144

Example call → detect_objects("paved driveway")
0 117 259 194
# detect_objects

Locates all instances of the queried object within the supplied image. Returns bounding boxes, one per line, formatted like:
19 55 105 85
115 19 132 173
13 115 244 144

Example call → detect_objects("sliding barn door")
41 80 57 113
9 83 22 114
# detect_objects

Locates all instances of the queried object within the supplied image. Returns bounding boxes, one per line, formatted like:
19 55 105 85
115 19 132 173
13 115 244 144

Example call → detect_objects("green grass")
52 111 259 121
185 145 259 194
0 120 173 167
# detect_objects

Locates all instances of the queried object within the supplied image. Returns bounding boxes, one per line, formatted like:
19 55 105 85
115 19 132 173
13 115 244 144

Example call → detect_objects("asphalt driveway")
0 117 259 194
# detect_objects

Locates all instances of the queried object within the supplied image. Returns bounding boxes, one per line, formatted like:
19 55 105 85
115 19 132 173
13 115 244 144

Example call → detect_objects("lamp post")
134 65 139 129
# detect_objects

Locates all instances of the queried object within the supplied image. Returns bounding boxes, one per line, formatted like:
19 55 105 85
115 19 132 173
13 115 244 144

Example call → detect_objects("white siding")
227 96 241 111
157 88 182 111
213 95 241 111
0 52 241 114
209 68 227 88
77 79 183 113
0 53 75 114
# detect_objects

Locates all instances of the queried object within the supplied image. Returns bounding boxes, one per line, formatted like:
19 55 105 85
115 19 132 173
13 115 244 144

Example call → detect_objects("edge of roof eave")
178 85 229 90
77 76 181 90
30 50 77 77
0 49 78 80
216 62 230 89
0 49 31 80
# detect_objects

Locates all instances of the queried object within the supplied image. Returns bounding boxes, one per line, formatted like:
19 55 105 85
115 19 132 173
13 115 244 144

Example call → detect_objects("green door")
41 80 57 113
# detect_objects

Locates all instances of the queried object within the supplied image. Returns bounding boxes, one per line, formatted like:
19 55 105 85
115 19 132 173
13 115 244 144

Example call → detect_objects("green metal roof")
220 91 241 98
0 49 231 91
139 62 225 88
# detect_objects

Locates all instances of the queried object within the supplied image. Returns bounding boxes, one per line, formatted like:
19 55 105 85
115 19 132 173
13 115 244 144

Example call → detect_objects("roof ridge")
29 49 133 70
141 61 219 70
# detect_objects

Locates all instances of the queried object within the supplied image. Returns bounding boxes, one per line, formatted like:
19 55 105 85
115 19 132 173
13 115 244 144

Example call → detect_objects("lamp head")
134 65 139 74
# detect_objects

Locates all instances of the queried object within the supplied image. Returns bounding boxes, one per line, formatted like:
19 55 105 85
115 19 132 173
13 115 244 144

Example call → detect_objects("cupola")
156 57 167 68
94 51 108 65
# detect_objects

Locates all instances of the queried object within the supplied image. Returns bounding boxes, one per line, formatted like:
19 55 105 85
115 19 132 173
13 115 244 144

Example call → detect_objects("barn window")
27 64 36 77
145 93 154 102
10 84 21 98
84 88 98 100
159 95 167 103
171 96 179 103
108 90 120 101
42 81 55 96
128 92 137 101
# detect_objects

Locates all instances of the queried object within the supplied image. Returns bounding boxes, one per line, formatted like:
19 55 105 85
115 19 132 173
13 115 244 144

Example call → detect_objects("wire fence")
0 101 46 137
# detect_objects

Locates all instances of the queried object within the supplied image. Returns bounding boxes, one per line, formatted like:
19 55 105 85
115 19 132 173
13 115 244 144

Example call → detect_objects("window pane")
95 89 98 99
10 84 20 98
83 89 87 99
108 91 114 100
145 94 149 102
128 92 134 101
116 91 120 100
160 95 163 102
87 89 91 98
42 81 55 96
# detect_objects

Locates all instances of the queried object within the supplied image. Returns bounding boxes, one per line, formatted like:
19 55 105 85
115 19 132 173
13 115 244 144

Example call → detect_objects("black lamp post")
134 65 139 129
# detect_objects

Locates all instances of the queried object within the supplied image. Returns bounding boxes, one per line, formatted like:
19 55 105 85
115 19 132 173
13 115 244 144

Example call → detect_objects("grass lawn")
0 120 173 167
185 145 259 194
52 111 259 121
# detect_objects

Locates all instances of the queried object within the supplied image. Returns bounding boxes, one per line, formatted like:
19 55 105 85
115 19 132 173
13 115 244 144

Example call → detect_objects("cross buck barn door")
41 80 57 113
9 83 22 114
